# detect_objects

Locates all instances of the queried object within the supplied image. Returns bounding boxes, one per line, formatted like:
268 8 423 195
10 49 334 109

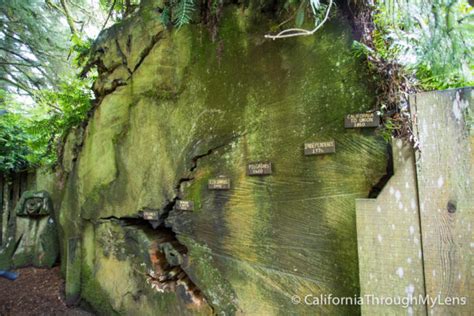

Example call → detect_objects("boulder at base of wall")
0 191 59 269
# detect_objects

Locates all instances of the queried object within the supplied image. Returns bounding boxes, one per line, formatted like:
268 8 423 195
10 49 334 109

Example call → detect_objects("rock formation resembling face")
25 197 44 216
15 191 53 217
16 192 52 217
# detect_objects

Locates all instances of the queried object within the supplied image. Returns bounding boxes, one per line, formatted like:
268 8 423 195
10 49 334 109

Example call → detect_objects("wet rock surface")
57 3 389 314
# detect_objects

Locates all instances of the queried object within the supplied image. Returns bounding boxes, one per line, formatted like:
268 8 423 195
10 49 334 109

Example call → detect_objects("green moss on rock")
58 3 388 315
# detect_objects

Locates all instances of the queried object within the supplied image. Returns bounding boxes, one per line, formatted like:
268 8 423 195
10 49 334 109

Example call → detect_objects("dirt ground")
0 266 93 316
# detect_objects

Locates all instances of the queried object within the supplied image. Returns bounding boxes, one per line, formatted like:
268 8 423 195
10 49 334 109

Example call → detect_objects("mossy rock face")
0 191 58 269
15 191 53 217
80 221 208 316
60 3 388 315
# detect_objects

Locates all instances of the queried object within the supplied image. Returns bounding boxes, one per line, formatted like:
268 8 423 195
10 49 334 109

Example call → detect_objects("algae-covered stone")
0 191 59 269
16 190 53 216
80 220 211 315
60 3 388 315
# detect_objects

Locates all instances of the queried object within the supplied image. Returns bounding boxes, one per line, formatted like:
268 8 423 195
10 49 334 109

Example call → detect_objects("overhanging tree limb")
46 0 79 37
0 76 34 97
0 47 39 66
100 0 117 34
10 65 44 90
0 48 54 86
45 0 66 16
59 0 79 36
2 30 61 59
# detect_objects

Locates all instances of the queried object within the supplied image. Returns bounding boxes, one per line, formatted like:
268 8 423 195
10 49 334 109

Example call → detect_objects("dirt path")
0 266 92 316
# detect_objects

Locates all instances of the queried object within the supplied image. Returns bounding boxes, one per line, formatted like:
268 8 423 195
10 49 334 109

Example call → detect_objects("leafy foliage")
175 0 195 28
0 110 31 174
356 0 473 90
0 0 70 96
29 79 93 166
70 35 94 68
98 0 141 21
0 78 92 173
161 0 196 28
350 0 473 147
0 0 104 173
161 0 332 35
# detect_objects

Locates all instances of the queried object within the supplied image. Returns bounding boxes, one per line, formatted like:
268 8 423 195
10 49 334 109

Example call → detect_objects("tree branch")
45 0 66 16
10 64 44 90
0 61 33 67
0 76 34 97
1 30 61 59
264 0 333 40
0 47 39 66
46 0 79 37
0 56 55 87
100 0 117 33
59 0 79 36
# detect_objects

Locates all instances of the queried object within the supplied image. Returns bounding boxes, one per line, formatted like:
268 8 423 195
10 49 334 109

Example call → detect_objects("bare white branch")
264 0 333 40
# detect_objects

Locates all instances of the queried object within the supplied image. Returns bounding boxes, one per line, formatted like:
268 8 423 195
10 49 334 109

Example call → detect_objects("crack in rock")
91 214 208 308
140 137 245 312
163 134 247 223
132 31 164 73
146 230 207 309
115 39 133 75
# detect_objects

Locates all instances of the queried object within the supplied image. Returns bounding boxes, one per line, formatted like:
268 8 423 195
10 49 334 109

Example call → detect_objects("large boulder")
59 3 388 314
0 191 59 269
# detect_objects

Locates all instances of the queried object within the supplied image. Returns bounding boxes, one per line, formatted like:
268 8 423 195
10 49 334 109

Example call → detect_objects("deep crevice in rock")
95 214 208 308
137 141 238 311
368 143 394 198
86 134 243 312
163 139 240 219
100 79 128 97
145 227 207 309
94 146 217 309
189 147 218 173
99 215 141 222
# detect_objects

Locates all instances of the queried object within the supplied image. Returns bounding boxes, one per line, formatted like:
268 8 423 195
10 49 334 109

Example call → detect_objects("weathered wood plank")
410 88 473 315
356 139 426 315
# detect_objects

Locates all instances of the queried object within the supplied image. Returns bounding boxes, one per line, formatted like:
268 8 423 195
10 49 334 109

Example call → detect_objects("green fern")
173 0 195 28
161 6 171 26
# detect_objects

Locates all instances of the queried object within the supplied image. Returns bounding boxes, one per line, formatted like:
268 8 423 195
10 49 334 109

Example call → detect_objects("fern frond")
161 6 171 26
309 0 321 15
173 0 195 29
